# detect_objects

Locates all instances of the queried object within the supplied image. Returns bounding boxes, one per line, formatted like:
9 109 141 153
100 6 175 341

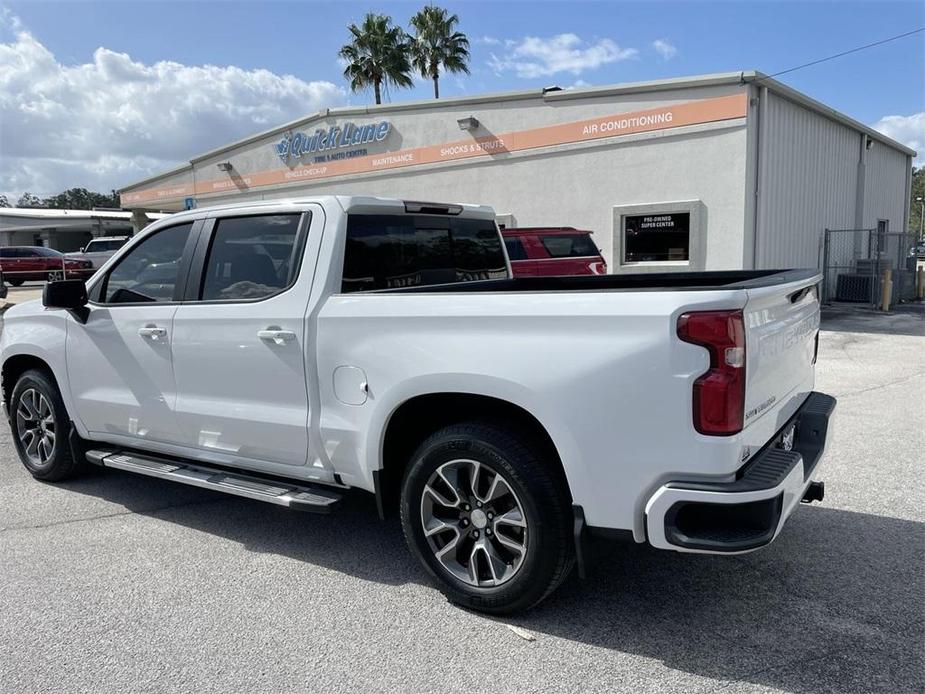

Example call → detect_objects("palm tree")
408 5 470 99
339 13 413 105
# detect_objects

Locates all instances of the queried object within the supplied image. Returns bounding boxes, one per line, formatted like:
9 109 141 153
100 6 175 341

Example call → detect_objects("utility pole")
917 196 924 240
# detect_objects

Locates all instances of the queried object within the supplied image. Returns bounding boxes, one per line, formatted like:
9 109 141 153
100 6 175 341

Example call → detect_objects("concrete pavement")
0 308 922 693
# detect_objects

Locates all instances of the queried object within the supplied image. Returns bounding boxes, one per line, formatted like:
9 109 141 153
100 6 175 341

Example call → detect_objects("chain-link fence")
822 228 919 308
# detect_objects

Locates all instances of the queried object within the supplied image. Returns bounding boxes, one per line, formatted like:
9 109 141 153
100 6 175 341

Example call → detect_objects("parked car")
65 236 130 269
0 246 94 285
502 227 607 276
0 196 834 614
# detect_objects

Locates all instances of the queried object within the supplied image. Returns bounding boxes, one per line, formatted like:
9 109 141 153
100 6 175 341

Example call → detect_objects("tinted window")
539 234 599 258
33 247 62 257
504 237 528 261
624 213 690 263
87 239 128 252
342 214 507 292
0 248 12 258
104 223 192 303
200 214 303 301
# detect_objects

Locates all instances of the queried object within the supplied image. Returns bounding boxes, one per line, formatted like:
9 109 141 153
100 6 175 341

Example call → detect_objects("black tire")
10 368 86 481
7 278 23 287
400 421 574 614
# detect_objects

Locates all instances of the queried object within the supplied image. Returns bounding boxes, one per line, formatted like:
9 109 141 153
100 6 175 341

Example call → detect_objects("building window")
623 212 690 263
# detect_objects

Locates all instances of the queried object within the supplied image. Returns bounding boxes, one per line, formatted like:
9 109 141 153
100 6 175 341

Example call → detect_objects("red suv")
0 246 94 286
502 227 607 277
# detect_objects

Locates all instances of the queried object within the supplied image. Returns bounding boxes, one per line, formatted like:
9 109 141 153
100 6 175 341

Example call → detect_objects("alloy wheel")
16 388 56 466
420 459 528 587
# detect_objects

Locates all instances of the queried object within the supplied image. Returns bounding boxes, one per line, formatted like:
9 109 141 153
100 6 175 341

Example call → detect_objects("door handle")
138 326 167 340
258 329 296 345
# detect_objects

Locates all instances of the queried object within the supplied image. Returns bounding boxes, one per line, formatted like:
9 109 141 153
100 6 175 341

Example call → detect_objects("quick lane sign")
275 121 391 162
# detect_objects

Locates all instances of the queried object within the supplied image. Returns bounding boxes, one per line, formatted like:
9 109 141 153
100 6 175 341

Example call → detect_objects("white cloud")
652 38 678 61
474 36 502 46
487 33 637 79
0 16 346 199
872 113 924 166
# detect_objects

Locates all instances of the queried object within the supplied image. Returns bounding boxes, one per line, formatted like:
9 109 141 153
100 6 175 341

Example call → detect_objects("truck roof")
502 227 592 237
159 196 498 224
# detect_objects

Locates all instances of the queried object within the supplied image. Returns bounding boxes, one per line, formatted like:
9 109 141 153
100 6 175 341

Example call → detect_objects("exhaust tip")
802 481 825 504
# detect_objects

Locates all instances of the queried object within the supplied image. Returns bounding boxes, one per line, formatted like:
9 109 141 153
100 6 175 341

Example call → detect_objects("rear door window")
199 214 304 301
539 234 599 258
504 237 528 261
342 215 507 292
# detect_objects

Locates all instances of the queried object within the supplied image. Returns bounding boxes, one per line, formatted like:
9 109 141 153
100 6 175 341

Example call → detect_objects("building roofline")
120 69 915 194
739 71 916 157
0 207 170 220
117 162 193 194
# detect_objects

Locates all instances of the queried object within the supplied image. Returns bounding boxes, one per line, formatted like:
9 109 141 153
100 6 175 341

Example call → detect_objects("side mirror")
79 247 85 253
43 280 89 322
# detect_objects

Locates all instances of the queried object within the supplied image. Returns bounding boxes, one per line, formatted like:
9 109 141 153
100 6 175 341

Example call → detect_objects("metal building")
119 70 916 280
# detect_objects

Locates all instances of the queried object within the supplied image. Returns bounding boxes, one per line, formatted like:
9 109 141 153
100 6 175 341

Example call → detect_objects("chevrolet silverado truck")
0 196 835 614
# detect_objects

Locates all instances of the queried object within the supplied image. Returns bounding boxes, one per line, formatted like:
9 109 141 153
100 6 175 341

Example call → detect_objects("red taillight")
677 310 746 436
589 260 607 275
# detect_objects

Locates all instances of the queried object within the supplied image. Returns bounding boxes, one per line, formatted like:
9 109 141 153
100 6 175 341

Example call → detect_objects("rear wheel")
401 421 574 614
11 369 85 481
47 271 63 282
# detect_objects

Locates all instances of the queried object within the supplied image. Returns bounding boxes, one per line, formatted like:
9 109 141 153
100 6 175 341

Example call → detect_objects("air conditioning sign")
275 121 391 163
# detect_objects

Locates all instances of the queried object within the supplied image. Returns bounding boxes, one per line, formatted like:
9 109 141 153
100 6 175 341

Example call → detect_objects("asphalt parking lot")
0 302 922 694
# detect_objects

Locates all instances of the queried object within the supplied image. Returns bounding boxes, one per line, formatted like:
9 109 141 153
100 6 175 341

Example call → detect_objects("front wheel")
400 422 574 614
11 369 86 481
47 271 63 282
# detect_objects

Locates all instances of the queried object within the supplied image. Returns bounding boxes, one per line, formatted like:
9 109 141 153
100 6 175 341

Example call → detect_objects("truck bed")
377 269 819 294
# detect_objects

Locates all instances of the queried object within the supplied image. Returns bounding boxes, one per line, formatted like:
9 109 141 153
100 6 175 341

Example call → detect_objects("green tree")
408 5 470 99
43 187 119 210
910 166 924 239
0 194 9 208
16 192 44 208
339 13 413 105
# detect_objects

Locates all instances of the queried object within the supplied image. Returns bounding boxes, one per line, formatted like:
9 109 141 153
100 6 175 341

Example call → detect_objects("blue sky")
1 1 923 198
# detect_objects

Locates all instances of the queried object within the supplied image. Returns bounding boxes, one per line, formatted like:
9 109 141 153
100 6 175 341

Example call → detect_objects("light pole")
917 196 924 240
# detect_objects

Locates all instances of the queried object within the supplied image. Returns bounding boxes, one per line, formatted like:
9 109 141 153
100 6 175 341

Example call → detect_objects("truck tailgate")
743 272 821 429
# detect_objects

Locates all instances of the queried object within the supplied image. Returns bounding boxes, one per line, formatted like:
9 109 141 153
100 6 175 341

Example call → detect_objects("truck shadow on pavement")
59 469 924 694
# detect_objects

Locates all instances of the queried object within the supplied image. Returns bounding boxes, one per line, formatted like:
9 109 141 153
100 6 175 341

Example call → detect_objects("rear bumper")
645 391 836 554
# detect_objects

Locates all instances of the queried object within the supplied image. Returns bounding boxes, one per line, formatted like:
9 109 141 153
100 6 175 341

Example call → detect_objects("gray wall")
862 139 910 232
756 91 911 269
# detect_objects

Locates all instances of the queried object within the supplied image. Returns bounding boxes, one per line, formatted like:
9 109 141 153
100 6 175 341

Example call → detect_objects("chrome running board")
86 449 343 513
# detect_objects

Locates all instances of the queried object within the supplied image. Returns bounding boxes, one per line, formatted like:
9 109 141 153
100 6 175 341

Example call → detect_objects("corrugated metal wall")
863 142 909 231
756 93 860 268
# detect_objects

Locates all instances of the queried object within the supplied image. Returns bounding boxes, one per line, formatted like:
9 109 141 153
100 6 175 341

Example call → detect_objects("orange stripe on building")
122 93 748 206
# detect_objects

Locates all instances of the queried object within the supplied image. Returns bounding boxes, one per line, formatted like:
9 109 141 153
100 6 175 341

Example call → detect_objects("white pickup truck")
0 196 835 613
